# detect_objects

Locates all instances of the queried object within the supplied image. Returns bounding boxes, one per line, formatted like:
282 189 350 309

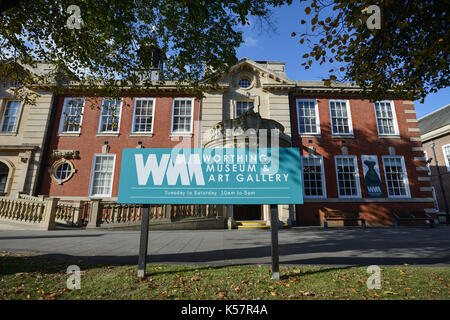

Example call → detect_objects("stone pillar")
226 204 235 229
41 197 58 230
86 199 101 229
73 200 85 227
263 205 270 224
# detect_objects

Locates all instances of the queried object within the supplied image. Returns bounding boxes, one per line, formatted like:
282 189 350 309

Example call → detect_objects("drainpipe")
430 140 450 223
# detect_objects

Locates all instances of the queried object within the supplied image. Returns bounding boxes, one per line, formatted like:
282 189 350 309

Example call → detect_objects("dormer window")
238 78 251 88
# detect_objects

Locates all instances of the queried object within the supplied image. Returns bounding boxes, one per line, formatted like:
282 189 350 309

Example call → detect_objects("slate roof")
418 104 450 135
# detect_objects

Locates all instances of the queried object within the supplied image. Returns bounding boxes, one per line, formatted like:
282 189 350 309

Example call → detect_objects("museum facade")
0 58 436 227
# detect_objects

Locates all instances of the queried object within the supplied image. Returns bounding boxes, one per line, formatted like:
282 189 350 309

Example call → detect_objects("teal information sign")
117 148 303 204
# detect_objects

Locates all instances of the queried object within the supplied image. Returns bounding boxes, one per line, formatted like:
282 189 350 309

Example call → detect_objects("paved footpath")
1 226 449 266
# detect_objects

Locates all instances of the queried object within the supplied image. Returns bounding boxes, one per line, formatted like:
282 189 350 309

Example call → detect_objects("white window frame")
329 99 353 135
424 151 431 175
58 97 85 133
301 155 327 199
0 100 22 133
131 98 156 134
170 97 195 134
373 100 400 136
334 155 362 198
442 143 450 172
235 100 254 118
296 99 320 135
97 98 123 133
88 154 116 198
382 155 411 199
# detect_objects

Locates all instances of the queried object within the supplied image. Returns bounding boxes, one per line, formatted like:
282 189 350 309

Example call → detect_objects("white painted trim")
329 99 353 135
131 97 156 134
301 155 327 199
58 97 85 134
381 155 411 199
442 143 450 172
373 100 400 136
170 97 195 134
88 153 116 198
97 98 123 134
423 150 431 175
296 98 320 135
334 155 361 198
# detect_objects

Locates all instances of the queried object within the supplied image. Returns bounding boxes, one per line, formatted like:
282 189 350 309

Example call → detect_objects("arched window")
0 162 9 193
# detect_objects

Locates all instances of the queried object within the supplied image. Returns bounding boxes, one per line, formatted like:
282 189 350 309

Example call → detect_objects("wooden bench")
322 209 366 229
392 211 435 228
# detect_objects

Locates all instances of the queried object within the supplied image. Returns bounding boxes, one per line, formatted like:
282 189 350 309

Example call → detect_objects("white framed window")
88 154 116 197
424 151 431 175
302 155 327 198
98 98 122 133
1 100 21 132
382 155 411 198
236 100 254 117
238 78 251 88
132 98 155 133
329 99 353 135
59 97 85 133
171 98 194 134
442 144 450 172
374 101 399 135
297 99 320 134
335 155 361 198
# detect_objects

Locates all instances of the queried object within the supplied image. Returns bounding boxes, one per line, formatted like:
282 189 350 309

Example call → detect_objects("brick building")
34 58 436 227
419 104 450 222
289 83 436 225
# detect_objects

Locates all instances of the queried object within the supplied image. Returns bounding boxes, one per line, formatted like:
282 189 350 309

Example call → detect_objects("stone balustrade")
0 196 226 230
0 197 59 230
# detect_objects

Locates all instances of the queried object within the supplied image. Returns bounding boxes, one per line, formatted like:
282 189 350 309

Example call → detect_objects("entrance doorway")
233 205 262 220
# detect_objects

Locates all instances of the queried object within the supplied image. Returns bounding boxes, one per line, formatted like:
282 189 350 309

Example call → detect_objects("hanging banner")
361 155 383 198
117 148 303 204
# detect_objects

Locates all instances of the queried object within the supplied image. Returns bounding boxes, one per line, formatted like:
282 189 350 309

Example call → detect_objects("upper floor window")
59 98 85 133
89 154 116 197
329 100 353 135
132 98 155 133
443 144 450 172
171 98 194 134
382 156 410 198
374 101 399 135
238 78 251 88
1 100 21 132
297 99 320 134
335 155 361 198
302 155 326 198
98 98 122 133
236 100 254 117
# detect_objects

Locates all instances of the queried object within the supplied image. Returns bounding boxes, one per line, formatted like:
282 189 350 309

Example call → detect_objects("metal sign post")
137 204 150 277
270 204 280 280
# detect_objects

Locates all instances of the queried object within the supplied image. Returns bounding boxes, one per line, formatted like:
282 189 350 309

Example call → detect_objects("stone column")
86 199 101 229
41 197 58 230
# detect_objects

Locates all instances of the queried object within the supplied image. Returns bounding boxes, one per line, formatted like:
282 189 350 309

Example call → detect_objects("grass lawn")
0 251 449 300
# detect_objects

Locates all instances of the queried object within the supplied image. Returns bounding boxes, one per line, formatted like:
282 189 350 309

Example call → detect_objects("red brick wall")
289 95 435 226
40 94 199 198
